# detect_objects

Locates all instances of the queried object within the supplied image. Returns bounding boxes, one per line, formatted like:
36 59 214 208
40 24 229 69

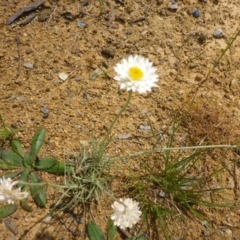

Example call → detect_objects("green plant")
0 128 67 208
124 122 239 239
87 219 146 240
0 112 17 146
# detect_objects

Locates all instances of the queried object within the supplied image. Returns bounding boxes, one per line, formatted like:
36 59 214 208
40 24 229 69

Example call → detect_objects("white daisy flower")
111 198 142 230
0 177 28 204
114 55 159 93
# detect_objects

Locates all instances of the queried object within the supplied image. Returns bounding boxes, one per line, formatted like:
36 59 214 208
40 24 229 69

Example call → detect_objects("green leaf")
23 152 33 167
0 150 23 167
30 172 46 207
18 168 29 188
87 222 104 240
20 199 33 212
44 162 68 174
0 204 17 219
0 170 22 179
128 238 147 240
30 128 46 160
34 158 57 170
0 160 20 170
10 139 24 157
107 218 117 240
18 169 32 212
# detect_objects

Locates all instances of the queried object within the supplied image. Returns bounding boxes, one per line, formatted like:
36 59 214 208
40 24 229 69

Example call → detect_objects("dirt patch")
0 0 240 239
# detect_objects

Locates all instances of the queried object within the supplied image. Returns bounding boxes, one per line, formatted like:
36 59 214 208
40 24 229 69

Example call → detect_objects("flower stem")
111 144 239 161
101 90 133 150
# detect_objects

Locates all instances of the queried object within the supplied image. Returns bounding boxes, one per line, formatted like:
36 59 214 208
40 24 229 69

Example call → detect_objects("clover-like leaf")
87 222 104 240
0 204 17 219
34 158 57 171
10 139 24 157
30 172 46 207
0 150 23 167
30 128 46 161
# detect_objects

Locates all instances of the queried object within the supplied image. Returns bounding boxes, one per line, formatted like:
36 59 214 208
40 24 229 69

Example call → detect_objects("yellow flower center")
129 67 143 81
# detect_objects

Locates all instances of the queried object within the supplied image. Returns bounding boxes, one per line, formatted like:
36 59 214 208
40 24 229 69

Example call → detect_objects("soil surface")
1 0 240 239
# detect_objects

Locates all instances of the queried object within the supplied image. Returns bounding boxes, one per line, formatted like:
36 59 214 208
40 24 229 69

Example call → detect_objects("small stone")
77 20 86 27
213 29 225 38
43 216 52 223
25 48 33 54
40 107 49 114
45 74 53 80
4 218 18 235
195 74 204 81
192 9 200 18
38 8 51 22
116 133 131 140
168 1 178 10
139 125 151 132
75 76 82 81
101 48 116 58
58 72 69 81
40 107 49 118
23 62 34 69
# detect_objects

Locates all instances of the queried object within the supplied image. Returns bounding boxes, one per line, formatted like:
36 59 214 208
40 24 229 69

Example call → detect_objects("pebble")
38 8 51 22
43 215 52 223
168 1 178 10
58 72 69 81
89 68 103 81
23 62 34 69
77 20 86 27
4 218 18 235
116 133 131 140
45 74 53 80
40 107 50 118
213 29 225 38
139 125 151 132
192 9 200 18
195 74 204 81
101 48 116 58
25 48 33 54
75 76 82 81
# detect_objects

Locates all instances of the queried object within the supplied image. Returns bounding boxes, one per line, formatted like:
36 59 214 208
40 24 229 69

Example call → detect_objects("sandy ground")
1 0 240 239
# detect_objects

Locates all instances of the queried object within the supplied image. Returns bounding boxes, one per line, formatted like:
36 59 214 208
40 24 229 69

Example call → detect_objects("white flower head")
111 198 142 230
0 177 28 204
114 55 159 94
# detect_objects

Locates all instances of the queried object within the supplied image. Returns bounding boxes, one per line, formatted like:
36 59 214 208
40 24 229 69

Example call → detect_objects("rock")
43 216 52 223
4 218 18 235
40 107 50 118
139 125 151 132
213 29 225 38
58 72 69 81
25 48 33 54
195 74 204 81
116 133 131 140
168 1 178 10
38 8 51 22
75 76 82 81
192 9 200 17
23 62 34 69
77 20 87 27
101 48 116 58
45 74 53 80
